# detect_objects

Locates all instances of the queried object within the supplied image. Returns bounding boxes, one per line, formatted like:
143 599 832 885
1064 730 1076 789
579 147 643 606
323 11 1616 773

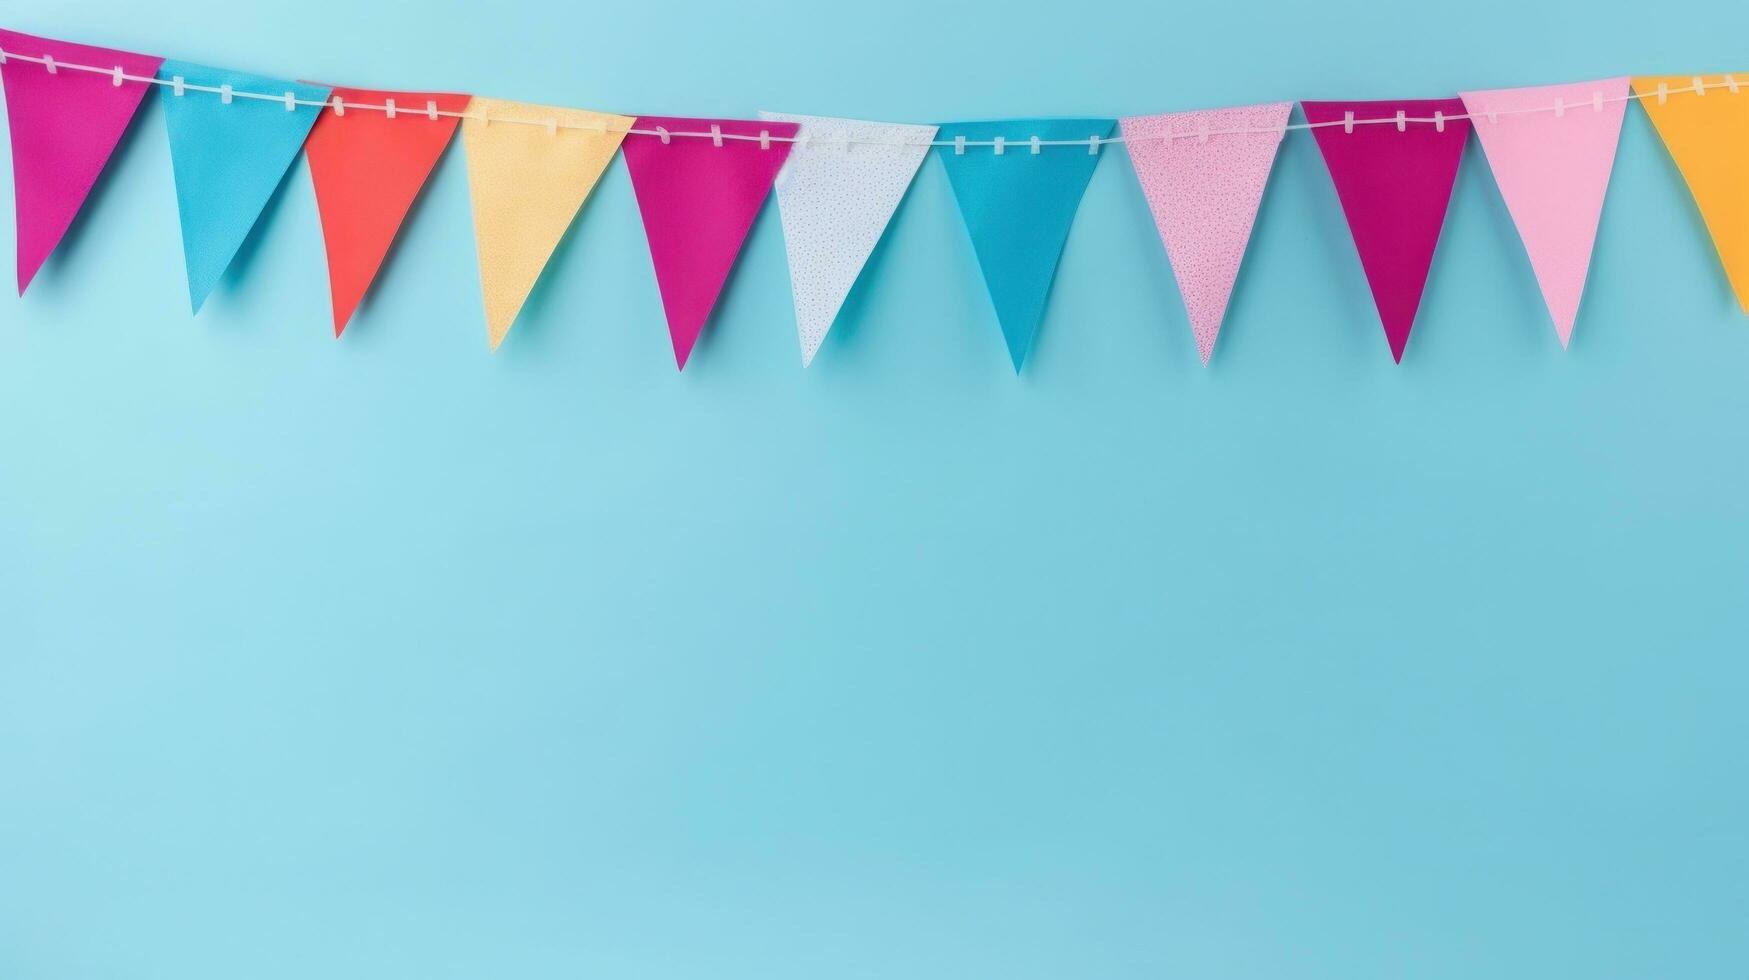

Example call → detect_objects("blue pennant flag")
935 118 1114 371
158 60 328 312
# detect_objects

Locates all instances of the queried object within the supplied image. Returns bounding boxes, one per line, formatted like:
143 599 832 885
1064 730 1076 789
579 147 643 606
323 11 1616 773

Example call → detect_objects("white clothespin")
954 135 966 155
1197 119 1210 143
42 54 56 74
1434 110 1445 132
0 47 8 66
1343 110 1355 134
1692 75 1707 96
795 133 810 152
590 118 608 134
1727 74 1741 94
1395 109 1406 132
1553 97 1565 118
1657 82 1669 104
111 66 125 87
1030 134 1041 155
426 100 438 121
993 136 1006 155
384 97 397 119
331 94 345 116
282 90 296 112
545 118 557 135
1592 91 1604 112
220 83 233 105
657 126 670 145
172 75 185 97
758 130 770 150
711 124 724 147
1486 105 1498 124
1087 134 1100 154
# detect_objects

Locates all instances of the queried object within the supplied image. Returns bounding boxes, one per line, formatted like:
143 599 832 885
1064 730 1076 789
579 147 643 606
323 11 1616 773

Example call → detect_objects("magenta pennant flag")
621 116 798 369
1459 79 1627 347
0 29 163 294
1121 103 1291 364
1302 99 1469 362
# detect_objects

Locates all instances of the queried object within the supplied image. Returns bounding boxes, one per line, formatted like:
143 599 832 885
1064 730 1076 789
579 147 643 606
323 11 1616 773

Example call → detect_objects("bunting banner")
758 111 936 366
935 118 1115 371
1460 79 1628 347
1121 103 1290 364
305 87 469 334
4 26 1749 374
0 29 161 294
459 98 630 350
1634 74 1749 312
1303 99 1470 362
158 61 328 312
622 116 797 369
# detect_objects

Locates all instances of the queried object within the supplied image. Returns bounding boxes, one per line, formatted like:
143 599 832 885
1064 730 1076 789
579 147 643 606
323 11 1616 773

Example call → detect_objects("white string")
0 46 1736 148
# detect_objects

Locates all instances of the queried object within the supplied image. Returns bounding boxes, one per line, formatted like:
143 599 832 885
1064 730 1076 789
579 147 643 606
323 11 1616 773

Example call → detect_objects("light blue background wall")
3 0 1747 975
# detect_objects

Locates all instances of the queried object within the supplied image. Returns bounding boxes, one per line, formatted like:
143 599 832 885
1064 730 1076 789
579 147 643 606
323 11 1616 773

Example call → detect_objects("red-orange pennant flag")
305 88 469 335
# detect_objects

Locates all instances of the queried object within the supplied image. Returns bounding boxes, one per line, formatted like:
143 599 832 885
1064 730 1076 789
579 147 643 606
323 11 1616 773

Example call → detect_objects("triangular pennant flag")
460 99 631 351
1633 74 1749 312
621 116 797 369
1120 103 1290 364
305 88 468 335
1302 100 1469 362
756 112 936 366
935 118 1114 372
157 60 328 313
0 29 163 294
1460 79 1627 347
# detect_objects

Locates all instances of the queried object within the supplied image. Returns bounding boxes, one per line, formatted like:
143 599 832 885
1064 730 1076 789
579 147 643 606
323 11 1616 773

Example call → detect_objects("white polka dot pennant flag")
758 112 937 366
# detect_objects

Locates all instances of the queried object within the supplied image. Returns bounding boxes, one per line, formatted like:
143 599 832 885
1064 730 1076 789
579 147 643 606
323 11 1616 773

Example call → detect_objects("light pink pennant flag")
0 29 163 294
1460 78 1628 347
1121 103 1290 364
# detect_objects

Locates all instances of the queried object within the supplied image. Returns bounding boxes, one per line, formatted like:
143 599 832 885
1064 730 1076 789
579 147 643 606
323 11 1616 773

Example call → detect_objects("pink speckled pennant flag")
1121 103 1290 364
1460 79 1628 348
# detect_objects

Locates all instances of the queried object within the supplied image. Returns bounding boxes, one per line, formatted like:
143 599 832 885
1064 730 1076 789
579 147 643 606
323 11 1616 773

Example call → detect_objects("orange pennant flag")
305 88 469 334
1633 75 1749 311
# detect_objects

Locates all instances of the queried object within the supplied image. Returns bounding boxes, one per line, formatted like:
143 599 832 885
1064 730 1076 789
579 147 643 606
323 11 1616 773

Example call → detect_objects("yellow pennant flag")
461 98 632 349
1633 75 1749 312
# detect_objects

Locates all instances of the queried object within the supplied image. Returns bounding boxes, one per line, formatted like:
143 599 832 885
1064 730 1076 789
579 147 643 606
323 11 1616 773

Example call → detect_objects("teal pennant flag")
935 118 1114 371
158 60 328 312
